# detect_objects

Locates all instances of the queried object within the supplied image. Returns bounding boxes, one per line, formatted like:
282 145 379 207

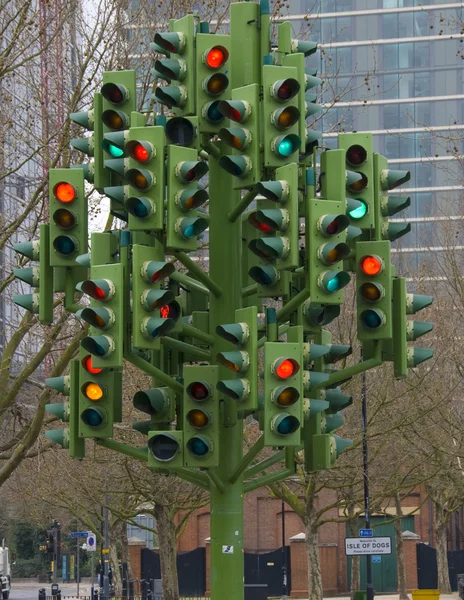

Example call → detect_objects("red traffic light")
205 46 229 69
54 182 76 203
132 143 150 162
360 254 382 276
82 355 103 375
274 358 300 380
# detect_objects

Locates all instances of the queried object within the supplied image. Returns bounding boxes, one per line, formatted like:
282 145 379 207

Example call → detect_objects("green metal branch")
276 287 310 323
181 323 215 346
201 139 221 158
228 188 258 223
171 467 210 490
170 271 210 295
244 467 295 494
173 251 222 297
125 352 184 393
244 449 285 480
161 336 212 361
229 435 265 483
207 469 226 493
96 439 149 463
257 322 290 348
242 284 258 298
315 340 383 391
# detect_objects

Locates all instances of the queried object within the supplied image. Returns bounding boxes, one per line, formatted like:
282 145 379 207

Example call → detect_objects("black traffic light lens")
166 117 195 147
81 407 105 428
53 236 77 256
53 209 76 230
187 436 209 457
346 144 367 166
148 434 180 461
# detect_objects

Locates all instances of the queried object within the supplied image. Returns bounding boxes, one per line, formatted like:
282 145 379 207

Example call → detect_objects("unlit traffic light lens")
273 78 300 101
188 381 210 401
53 236 77 256
187 437 209 456
187 409 210 429
361 309 384 329
148 434 180 461
346 144 367 166
360 282 383 302
81 408 105 428
53 209 76 229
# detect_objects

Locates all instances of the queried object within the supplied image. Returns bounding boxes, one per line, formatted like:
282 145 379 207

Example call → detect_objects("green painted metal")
154 15 195 116
166 146 209 252
196 33 231 133
48 168 88 268
307 199 351 305
338 132 375 232
355 240 392 341
124 126 166 231
78 263 124 368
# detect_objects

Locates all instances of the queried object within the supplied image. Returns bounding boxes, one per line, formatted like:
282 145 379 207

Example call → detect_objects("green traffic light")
320 271 350 294
347 198 368 220
273 134 301 158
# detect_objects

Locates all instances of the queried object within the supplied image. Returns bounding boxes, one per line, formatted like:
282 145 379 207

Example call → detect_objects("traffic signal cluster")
29 5 433 490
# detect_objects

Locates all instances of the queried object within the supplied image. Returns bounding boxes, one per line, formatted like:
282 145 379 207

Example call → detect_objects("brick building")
129 484 464 596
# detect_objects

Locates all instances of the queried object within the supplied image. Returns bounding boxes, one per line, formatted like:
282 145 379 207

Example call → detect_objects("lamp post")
281 500 288 600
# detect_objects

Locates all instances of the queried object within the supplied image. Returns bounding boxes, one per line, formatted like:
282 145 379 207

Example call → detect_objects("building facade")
284 0 464 278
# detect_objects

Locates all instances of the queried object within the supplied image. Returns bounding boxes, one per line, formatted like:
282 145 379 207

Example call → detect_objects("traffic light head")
356 241 392 341
264 342 303 447
49 169 88 267
183 366 219 467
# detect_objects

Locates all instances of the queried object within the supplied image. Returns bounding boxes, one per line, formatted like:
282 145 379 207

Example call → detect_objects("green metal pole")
208 150 245 600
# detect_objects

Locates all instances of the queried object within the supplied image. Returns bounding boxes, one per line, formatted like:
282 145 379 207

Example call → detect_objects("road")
10 582 95 600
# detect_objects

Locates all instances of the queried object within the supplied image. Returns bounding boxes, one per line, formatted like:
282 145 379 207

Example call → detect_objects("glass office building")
282 0 464 279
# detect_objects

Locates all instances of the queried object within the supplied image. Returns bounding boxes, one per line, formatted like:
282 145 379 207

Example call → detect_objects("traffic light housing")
263 342 303 447
154 15 195 116
195 34 231 133
13 224 54 324
250 163 299 271
166 145 209 252
49 168 88 267
78 349 123 438
183 365 219 467
356 241 392 341
76 263 124 368
307 200 351 304
123 126 166 231
373 154 411 242
216 306 258 411
390 277 434 377
131 244 176 350
338 133 375 233
45 360 85 458
262 65 301 168
218 84 261 189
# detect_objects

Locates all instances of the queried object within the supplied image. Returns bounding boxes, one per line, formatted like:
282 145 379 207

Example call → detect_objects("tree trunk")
348 517 360 598
154 503 179 600
109 520 123 596
305 519 323 600
120 520 134 581
394 494 409 599
434 506 451 594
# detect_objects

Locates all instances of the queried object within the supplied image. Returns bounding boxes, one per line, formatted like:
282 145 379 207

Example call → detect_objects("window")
383 44 399 70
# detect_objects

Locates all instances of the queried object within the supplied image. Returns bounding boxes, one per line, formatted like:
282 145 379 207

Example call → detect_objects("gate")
417 543 464 591
244 547 291 596
141 547 206 597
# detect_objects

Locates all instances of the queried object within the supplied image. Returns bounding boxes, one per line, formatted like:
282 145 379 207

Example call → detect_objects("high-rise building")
281 0 463 279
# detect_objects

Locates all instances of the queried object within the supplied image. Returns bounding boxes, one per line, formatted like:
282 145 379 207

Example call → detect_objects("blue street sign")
359 529 373 537
68 532 89 538
372 555 381 563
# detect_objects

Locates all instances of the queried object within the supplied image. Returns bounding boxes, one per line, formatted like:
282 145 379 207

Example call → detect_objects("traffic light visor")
272 78 300 101
82 355 103 375
101 82 128 105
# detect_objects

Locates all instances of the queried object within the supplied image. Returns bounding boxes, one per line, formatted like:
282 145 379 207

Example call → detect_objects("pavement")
10 581 461 600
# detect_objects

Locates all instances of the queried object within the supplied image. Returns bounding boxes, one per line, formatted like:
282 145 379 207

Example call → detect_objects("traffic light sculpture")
37 7 434 600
